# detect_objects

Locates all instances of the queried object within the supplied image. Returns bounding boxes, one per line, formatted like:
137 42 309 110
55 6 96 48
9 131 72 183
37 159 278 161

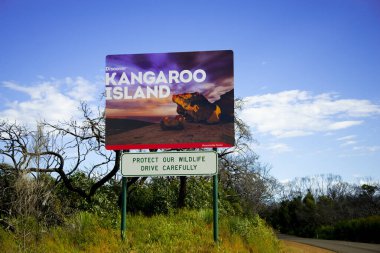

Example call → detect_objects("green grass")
0 210 281 253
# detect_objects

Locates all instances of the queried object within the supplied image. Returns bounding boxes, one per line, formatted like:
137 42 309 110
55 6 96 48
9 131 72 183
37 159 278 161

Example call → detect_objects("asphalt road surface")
278 234 380 253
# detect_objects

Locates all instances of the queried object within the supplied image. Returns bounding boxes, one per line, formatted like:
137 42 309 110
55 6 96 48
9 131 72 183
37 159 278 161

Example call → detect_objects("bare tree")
279 174 355 201
10 173 60 251
0 102 139 201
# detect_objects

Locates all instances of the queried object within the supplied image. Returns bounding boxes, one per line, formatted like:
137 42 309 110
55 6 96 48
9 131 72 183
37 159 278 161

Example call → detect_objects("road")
278 234 380 253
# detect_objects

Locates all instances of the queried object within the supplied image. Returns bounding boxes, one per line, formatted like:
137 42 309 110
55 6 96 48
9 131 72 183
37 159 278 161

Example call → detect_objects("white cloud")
279 178 290 184
66 77 98 101
328 120 363 130
341 140 357 147
353 146 380 153
337 135 357 147
265 143 293 153
241 90 380 138
337 135 356 141
0 77 99 124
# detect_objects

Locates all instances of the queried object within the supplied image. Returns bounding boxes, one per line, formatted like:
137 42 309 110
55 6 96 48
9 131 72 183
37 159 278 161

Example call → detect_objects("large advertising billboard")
105 50 234 150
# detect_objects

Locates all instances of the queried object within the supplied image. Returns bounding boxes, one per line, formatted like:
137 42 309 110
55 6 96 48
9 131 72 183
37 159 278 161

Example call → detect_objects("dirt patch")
107 121 234 146
282 240 336 253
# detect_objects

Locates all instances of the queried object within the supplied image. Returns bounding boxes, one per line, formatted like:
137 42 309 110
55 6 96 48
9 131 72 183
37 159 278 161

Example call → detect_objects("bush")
228 216 252 239
198 209 213 224
128 177 178 215
316 225 334 239
55 173 120 219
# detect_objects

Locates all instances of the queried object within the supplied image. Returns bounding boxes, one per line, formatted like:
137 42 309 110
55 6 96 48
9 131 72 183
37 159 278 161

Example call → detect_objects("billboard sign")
121 151 217 177
105 50 234 150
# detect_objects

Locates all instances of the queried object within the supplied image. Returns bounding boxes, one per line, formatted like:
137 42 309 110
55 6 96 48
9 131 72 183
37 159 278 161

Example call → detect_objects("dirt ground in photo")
282 240 336 253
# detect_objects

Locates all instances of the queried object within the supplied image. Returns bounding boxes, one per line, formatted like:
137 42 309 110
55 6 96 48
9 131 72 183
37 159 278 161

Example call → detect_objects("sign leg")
121 176 127 240
213 173 219 243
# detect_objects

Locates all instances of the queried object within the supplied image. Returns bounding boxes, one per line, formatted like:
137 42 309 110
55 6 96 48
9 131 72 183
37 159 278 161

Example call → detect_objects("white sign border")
121 151 218 177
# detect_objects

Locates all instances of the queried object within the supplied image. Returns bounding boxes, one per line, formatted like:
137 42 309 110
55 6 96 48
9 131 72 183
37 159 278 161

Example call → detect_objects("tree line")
263 174 380 243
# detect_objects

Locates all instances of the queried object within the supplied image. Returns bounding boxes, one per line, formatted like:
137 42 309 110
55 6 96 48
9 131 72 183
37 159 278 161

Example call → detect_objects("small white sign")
121 151 217 177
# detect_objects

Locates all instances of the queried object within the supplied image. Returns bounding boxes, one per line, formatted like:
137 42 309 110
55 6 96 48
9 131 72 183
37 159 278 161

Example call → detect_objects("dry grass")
281 240 336 253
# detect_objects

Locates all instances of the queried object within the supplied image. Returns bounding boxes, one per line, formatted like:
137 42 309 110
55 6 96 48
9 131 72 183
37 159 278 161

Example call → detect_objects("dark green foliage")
55 172 95 212
268 194 319 237
184 177 212 209
0 168 250 228
316 216 380 243
127 176 243 216
0 165 17 220
55 172 120 223
127 177 178 215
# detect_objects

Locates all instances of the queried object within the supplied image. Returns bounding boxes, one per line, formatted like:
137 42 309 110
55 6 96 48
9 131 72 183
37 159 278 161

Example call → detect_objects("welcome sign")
105 50 234 150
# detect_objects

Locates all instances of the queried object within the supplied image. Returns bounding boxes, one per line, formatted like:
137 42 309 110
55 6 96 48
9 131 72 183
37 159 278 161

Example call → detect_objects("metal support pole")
213 174 219 243
121 176 127 240
213 148 218 243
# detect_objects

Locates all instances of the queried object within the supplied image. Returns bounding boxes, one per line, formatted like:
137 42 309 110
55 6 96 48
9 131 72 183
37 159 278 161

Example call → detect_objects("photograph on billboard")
105 50 234 150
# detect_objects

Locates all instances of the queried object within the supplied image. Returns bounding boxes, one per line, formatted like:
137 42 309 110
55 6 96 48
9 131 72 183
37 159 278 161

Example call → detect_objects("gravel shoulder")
282 240 336 253
278 234 380 253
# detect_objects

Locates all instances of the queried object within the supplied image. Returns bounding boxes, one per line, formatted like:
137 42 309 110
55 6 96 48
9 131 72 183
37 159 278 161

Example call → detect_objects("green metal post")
213 148 218 243
213 174 218 243
121 176 127 240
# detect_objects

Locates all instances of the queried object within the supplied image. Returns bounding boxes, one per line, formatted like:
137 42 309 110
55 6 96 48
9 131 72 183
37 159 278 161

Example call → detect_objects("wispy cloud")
341 140 357 147
337 135 357 146
266 143 293 153
0 77 100 124
353 146 380 153
337 135 356 141
257 142 293 154
241 90 380 138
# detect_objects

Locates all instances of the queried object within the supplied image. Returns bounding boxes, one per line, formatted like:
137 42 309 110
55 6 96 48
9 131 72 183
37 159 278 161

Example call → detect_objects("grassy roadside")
0 210 282 253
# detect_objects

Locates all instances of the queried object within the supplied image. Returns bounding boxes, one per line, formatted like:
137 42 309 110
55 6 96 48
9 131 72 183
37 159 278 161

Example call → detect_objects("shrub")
317 215 380 243
198 209 213 224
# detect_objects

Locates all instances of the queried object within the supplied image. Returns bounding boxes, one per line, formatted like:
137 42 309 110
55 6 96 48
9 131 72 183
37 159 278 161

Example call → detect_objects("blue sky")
1 0 379 182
